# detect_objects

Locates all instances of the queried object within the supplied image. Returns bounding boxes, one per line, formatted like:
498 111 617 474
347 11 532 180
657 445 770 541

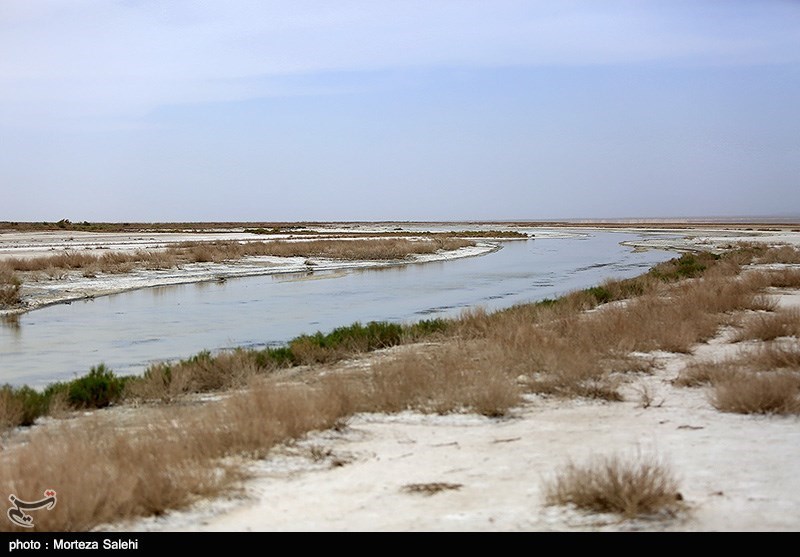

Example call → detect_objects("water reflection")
1 314 20 333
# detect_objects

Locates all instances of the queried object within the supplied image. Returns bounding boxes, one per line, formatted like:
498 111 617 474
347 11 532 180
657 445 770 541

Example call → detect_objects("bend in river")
1 231 676 387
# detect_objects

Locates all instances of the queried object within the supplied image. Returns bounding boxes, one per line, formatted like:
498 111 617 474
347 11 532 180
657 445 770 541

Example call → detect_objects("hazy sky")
2 1 799 222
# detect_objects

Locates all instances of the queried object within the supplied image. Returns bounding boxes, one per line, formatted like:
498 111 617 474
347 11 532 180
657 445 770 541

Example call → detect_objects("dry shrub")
365 342 521 417
0 377 358 531
140 250 178 270
586 273 771 355
81 263 100 278
0 416 228 531
749 294 779 312
518 332 621 400
45 390 72 420
43 266 67 280
544 452 683 518
5 251 97 273
757 245 800 264
678 275 769 314
733 309 800 342
711 372 800 415
673 360 738 387
0 267 21 306
722 244 763 267
100 251 135 266
257 380 353 438
763 268 800 289
204 385 303 457
557 290 604 312
0 387 24 432
453 307 499 339
126 350 264 402
740 341 800 371
586 294 717 354
124 363 193 402
702 258 743 279
450 307 621 401
598 275 657 300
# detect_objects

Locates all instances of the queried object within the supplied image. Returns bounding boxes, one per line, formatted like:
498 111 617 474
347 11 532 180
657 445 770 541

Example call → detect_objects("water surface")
0 231 675 387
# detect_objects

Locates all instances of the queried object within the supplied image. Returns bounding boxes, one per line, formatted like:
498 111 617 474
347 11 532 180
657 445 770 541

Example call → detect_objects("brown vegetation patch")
0 238 475 281
544 453 684 518
756 245 800 264
673 360 738 387
711 372 800 415
0 267 21 307
364 342 522 417
733 309 800 342
762 268 800 289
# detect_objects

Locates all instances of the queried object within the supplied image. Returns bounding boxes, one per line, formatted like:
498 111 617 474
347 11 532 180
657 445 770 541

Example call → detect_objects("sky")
2 1 799 222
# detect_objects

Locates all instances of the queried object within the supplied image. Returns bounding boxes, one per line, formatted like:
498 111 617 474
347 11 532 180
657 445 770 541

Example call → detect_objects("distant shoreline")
2 223 799 318
2 218 800 234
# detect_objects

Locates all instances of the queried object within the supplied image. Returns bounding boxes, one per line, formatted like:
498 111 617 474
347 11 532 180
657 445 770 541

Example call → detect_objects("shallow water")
0 231 675 387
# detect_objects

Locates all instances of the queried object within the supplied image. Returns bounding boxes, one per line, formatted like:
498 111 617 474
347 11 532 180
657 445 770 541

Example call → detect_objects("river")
0 230 676 387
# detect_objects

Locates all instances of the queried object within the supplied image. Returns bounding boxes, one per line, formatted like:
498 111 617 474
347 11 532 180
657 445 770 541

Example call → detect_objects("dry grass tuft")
740 341 800 371
126 350 265 402
711 372 800 415
0 376 358 531
544 452 683 518
0 387 24 433
673 360 738 387
733 309 800 342
365 342 521 417
756 245 800 264
762 269 800 289
0 267 22 307
0 416 229 531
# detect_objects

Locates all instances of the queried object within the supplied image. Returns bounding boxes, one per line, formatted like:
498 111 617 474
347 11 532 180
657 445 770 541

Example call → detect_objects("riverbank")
0 227 508 316
1 241 798 531
114 247 800 532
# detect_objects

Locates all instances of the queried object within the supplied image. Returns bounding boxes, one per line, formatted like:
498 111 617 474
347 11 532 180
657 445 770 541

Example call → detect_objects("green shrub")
67 364 126 408
650 253 717 281
406 318 450 338
585 286 612 305
255 347 296 367
291 321 405 355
